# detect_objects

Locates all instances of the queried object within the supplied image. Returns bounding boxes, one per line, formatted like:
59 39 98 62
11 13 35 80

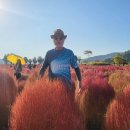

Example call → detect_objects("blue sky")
0 0 130 59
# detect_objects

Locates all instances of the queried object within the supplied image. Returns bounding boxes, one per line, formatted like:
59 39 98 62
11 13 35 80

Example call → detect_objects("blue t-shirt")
40 47 78 82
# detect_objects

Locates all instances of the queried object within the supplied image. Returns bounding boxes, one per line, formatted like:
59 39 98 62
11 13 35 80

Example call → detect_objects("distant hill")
123 50 130 62
82 52 121 62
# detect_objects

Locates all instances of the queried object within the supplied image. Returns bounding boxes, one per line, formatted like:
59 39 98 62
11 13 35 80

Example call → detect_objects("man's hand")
78 81 82 93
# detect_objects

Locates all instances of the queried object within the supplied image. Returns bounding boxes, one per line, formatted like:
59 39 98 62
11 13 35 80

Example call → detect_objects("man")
39 29 82 92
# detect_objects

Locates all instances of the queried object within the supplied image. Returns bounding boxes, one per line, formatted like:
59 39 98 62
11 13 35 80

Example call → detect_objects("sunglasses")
54 37 64 41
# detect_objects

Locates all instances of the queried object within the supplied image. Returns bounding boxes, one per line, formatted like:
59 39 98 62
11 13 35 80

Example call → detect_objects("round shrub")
10 79 85 130
0 70 17 128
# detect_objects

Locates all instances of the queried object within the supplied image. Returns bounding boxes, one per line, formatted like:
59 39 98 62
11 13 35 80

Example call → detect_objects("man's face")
53 37 65 48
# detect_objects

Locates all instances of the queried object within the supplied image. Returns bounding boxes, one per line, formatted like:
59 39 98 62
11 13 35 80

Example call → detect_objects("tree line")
3 55 44 65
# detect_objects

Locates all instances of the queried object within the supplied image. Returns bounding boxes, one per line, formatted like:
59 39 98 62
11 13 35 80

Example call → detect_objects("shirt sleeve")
75 67 81 81
70 51 78 69
39 51 49 77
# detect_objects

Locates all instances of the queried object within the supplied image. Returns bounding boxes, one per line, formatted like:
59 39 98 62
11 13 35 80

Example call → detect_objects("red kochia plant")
109 71 130 95
16 74 28 94
75 77 115 130
0 70 17 128
105 86 130 130
17 80 26 94
10 78 85 130
24 70 39 89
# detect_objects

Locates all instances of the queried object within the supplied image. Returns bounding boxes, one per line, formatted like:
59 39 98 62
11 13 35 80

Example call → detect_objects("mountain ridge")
82 52 122 62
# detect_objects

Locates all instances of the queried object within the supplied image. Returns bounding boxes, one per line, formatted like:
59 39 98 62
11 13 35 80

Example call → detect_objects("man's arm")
39 52 49 78
70 51 82 91
74 67 82 88
75 67 81 81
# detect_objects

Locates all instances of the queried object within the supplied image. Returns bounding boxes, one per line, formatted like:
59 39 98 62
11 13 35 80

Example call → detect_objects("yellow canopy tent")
7 54 26 65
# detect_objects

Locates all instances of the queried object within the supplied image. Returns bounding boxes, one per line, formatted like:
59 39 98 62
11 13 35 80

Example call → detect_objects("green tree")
33 57 37 64
37 56 44 64
28 59 32 64
77 56 81 63
3 54 8 64
104 58 113 64
123 50 130 62
84 50 92 58
113 56 127 66
24 57 28 64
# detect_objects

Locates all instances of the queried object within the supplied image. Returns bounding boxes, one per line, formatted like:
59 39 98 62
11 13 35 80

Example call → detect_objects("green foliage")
86 61 111 66
104 58 113 64
3 54 8 64
77 56 81 63
113 56 127 65
32 57 37 64
28 59 32 64
24 57 28 63
84 50 92 58
123 50 130 62
37 56 44 64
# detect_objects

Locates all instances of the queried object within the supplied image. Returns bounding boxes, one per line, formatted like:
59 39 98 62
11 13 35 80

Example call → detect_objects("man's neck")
55 47 64 50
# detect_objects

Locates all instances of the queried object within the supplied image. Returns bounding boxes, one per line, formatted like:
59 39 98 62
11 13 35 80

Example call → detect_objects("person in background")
39 29 82 92
14 59 22 80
